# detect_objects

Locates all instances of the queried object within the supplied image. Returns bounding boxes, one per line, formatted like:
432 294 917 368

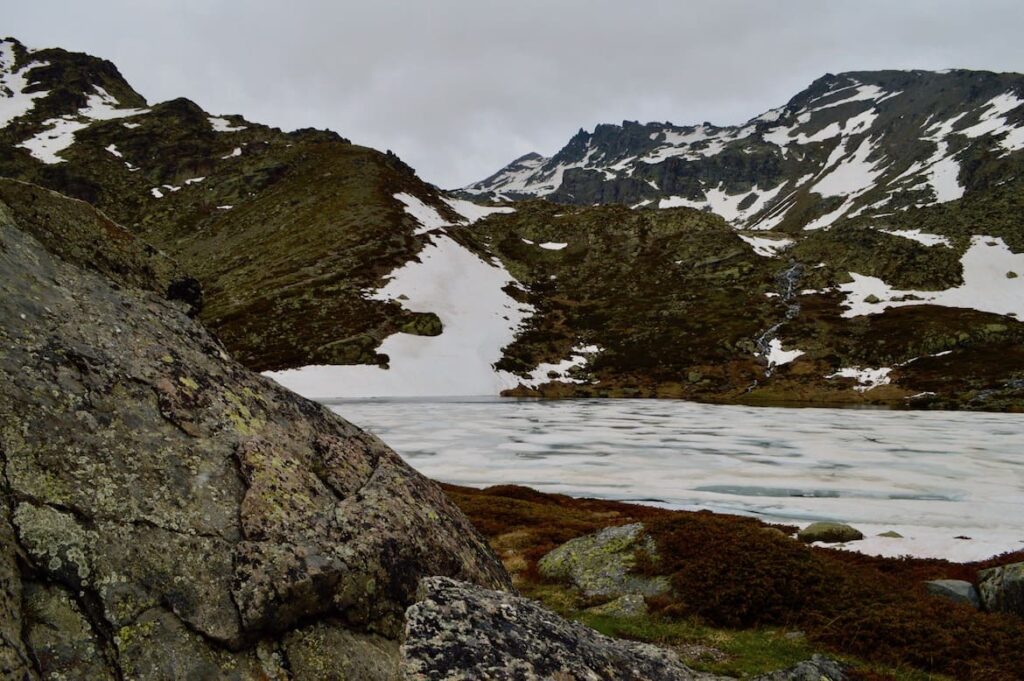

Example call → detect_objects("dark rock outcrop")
0 179 509 679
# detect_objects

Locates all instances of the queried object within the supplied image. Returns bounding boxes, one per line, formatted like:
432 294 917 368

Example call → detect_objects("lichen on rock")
0 178 510 679
538 522 672 598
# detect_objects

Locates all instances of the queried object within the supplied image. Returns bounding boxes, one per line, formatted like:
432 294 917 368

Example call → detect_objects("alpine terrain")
2 37 1023 410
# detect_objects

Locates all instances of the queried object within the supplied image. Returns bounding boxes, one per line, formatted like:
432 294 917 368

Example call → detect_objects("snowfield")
267 195 540 398
0 40 50 128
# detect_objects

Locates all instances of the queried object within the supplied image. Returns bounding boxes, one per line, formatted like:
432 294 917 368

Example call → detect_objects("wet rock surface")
401 577 848 681
0 179 509 679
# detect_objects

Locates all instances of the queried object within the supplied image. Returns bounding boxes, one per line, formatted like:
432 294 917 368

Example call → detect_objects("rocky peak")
464 69 1024 232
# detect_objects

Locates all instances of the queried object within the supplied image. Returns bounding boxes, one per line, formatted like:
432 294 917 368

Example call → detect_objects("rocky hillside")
464 69 1024 231
0 36 470 372
2 37 1023 409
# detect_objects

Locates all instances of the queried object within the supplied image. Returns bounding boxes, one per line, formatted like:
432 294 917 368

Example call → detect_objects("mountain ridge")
462 68 1024 233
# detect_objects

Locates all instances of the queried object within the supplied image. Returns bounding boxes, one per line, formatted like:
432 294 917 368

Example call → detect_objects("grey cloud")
7 0 1024 187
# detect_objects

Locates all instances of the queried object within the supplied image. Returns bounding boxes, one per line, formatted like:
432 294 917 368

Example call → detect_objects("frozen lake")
325 398 1024 563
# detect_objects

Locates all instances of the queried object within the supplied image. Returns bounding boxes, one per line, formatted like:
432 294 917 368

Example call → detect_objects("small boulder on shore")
798 522 864 544
924 580 981 609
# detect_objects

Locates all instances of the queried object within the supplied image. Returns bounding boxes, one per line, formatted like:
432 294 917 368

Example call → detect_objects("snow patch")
828 366 892 392
16 86 148 163
538 242 568 251
208 116 247 132
516 345 601 388
442 197 515 224
265 234 535 398
839 236 1024 318
738 234 794 257
878 228 952 248
811 137 885 199
0 40 50 128
766 339 804 368
958 92 1024 152
394 192 448 235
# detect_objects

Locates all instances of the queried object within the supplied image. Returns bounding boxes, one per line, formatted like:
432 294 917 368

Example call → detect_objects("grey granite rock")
924 579 981 608
401 576 714 681
797 522 864 544
0 179 509 679
978 561 1024 616
401 577 848 681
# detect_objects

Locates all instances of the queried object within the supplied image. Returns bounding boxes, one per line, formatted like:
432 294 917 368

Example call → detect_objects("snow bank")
738 234 794 257
394 192 447 234
516 344 601 388
827 366 892 392
266 234 535 398
443 196 515 224
16 86 148 163
878 228 952 248
208 116 247 132
766 338 804 368
839 235 1024 318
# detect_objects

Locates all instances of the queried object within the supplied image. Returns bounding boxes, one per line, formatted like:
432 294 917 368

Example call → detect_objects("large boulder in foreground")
401 577 848 681
0 179 509 680
978 561 1024 616
538 522 671 598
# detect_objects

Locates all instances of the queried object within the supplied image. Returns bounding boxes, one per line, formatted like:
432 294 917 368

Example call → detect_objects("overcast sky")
8 1 1024 188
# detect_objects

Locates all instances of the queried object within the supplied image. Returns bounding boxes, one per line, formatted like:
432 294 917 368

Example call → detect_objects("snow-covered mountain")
464 70 1024 231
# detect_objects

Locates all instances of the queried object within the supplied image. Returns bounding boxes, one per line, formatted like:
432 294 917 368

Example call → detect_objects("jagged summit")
463 69 1024 231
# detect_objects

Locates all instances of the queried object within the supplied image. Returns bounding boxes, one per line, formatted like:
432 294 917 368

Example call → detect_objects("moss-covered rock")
797 522 864 544
978 561 1024 616
539 523 672 598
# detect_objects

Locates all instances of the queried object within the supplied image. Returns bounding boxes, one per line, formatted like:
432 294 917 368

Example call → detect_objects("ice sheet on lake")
327 398 1024 562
